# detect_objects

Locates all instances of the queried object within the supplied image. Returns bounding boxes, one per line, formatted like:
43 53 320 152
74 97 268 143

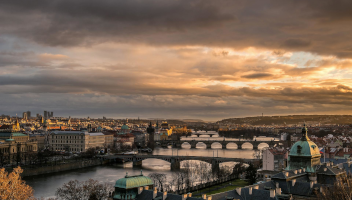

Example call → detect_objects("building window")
297 145 302 154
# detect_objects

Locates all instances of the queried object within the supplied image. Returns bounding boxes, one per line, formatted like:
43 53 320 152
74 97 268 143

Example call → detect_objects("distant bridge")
103 154 260 172
159 139 286 150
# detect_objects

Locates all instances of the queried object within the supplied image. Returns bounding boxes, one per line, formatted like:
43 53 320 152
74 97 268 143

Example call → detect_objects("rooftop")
115 172 153 189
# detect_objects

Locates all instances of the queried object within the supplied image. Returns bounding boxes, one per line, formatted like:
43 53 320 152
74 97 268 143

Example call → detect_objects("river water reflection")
25 137 277 198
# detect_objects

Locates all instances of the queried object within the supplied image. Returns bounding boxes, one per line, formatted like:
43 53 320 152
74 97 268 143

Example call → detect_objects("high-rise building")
26 111 31 118
50 111 53 118
44 111 48 119
22 112 28 120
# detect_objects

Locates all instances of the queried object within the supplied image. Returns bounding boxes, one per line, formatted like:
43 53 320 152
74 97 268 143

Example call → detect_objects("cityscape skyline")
1 1 352 120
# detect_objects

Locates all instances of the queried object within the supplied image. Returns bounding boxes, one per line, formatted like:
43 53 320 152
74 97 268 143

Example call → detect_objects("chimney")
285 172 289 177
303 168 306 172
253 185 259 189
144 186 149 190
310 181 314 188
276 182 279 188
207 197 212 200
202 194 207 200
294 170 297 174
324 168 327 171
236 187 241 195
292 179 296 186
298 169 302 173
163 192 167 200
270 189 275 198
320 187 323 193
188 193 192 197
276 188 281 195
138 187 143 194
249 187 252 195
181 194 188 200
153 188 157 199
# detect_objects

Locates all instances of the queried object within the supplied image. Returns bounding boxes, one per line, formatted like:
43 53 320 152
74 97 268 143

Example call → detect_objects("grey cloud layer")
1 0 352 57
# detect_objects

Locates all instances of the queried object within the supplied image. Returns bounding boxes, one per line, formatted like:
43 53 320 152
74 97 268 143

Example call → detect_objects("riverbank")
21 159 106 177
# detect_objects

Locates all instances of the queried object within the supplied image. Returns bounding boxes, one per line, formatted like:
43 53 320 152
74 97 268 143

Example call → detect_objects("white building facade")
49 131 108 152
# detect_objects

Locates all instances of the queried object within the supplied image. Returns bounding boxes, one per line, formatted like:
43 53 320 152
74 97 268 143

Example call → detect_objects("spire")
140 170 143 176
301 124 309 141
125 172 128 178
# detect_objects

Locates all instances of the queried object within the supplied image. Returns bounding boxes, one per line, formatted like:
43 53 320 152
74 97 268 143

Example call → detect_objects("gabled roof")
316 165 345 175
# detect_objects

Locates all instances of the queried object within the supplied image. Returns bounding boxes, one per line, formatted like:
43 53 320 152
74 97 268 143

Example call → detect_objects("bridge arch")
211 142 222 149
258 142 269 149
242 142 254 150
226 142 238 149
196 142 207 149
181 142 191 149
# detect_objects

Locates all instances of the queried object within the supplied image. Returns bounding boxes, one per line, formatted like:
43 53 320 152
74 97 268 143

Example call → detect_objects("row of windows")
54 135 84 139
54 147 83 152
52 140 84 143
53 144 84 147
0 145 36 153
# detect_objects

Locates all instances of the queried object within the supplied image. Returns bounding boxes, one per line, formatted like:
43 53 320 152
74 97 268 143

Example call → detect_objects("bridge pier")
171 158 180 170
222 143 226 149
190 142 197 149
206 143 212 149
253 145 258 150
175 142 182 148
133 160 142 167
237 144 242 150
211 160 220 174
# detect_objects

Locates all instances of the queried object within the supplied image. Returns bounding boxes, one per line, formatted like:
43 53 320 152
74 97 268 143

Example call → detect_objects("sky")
1 0 352 121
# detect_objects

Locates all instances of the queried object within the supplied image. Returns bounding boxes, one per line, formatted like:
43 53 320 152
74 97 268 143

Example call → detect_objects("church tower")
147 122 155 150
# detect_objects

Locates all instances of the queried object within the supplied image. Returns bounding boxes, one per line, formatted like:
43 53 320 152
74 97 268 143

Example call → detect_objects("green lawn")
192 179 249 197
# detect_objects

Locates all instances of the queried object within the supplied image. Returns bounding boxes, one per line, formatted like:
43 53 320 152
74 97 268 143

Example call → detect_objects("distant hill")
218 115 352 126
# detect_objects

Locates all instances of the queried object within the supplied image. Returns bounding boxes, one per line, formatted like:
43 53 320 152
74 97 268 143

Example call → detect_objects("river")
24 136 277 198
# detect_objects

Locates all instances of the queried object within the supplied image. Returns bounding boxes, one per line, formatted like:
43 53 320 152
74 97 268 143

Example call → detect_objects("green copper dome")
121 124 129 130
289 125 320 157
115 172 153 189
286 125 321 172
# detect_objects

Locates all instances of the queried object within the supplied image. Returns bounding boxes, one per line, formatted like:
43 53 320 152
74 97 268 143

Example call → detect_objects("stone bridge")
191 133 218 137
160 139 286 150
104 155 260 173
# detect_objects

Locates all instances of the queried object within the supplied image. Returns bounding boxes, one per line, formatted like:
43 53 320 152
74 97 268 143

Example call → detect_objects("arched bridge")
104 154 260 173
191 133 218 137
160 139 286 150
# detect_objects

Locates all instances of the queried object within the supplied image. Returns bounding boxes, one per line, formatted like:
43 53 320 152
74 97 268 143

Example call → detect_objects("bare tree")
148 173 168 192
170 171 185 191
318 175 352 200
55 179 113 200
217 165 232 179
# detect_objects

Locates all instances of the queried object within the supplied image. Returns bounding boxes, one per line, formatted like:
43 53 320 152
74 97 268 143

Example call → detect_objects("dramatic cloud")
0 0 352 120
